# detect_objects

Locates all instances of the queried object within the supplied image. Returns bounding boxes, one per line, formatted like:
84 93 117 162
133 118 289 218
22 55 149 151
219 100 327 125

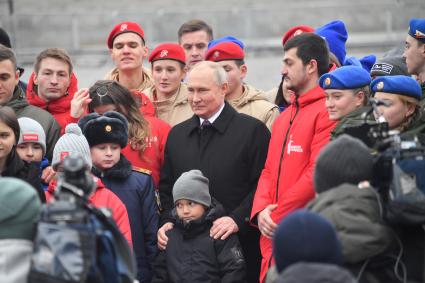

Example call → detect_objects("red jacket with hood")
250 85 336 282
26 72 79 134
46 177 133 246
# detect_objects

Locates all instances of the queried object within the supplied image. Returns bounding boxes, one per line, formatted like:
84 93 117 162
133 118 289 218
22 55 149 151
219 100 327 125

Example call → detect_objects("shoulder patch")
132 166 152 175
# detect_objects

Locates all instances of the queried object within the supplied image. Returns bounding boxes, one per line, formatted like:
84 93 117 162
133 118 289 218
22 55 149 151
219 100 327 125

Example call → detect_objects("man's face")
282 47 308 94
187 66 227 119
324 89 364 121
110 32 148 71
180 30 210 70
216 60 246 97
403 35 425 77
34 57 71 102
0 59 19 106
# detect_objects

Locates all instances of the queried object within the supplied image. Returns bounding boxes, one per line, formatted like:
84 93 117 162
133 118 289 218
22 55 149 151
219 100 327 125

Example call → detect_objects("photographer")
370 75 425 282
45 123 133 245
371 75 424 141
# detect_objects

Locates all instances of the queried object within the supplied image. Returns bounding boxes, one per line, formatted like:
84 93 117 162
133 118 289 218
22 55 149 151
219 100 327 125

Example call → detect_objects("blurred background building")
0 0 424 90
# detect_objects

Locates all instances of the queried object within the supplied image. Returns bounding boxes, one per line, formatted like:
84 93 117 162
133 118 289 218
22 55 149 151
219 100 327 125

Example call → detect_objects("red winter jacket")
250 85 336 282
122 115 170 188
46 177 133 246
26 72 79 134
131 90 156 117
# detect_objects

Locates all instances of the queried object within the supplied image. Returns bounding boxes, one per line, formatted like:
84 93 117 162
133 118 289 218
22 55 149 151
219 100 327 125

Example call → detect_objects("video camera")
46 155 96 223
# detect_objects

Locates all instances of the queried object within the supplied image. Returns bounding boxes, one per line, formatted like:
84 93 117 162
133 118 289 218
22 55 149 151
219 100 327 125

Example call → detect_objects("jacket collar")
186 101 236 136
26 72 78 114
91 155 132 180
291 85 326 108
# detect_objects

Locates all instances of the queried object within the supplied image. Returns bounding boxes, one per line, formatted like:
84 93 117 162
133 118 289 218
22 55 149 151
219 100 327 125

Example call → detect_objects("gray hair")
189 61 227 86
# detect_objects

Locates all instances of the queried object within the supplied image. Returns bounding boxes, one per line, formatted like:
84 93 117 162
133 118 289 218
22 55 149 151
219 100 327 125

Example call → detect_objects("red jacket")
250 85 336 282
131 90 156 117
26 72 79 134
46 177 133 246
122 115 170 188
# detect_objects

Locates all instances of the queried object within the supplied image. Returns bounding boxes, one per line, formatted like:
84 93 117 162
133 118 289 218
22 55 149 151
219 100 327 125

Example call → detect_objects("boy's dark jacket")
152 199 247 283
92 155 158 283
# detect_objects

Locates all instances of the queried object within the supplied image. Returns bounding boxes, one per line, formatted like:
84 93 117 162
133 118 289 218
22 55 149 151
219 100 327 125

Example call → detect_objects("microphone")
370 98 390 107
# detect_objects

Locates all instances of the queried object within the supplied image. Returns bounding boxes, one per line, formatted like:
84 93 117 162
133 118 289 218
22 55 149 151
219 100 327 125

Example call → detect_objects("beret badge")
324 77 331 86
105 125 112 132
377 81 384 90
160 50 168 58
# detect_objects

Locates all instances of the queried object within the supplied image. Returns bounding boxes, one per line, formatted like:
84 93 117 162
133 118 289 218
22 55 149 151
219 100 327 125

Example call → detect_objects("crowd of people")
0 16 425 283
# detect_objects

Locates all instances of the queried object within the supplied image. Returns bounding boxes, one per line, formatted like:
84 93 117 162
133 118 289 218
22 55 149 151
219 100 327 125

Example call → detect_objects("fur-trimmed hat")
78 111 129 148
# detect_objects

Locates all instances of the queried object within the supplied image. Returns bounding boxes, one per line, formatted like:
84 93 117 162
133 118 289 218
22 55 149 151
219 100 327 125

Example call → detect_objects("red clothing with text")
250 85 336 282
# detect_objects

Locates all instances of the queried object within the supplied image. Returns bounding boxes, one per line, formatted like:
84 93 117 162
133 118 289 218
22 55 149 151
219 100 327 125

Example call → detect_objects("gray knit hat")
370 56 408 77
173 170 211 207
314 135 373 194
52 123 92 170
0 177 41 240
17 117 47 156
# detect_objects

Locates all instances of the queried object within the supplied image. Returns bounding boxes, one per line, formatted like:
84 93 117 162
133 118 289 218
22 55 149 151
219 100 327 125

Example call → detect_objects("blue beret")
208 36 245 50
319 66 371 90
344 55 376 72
371 75 422 100
408 18 425 44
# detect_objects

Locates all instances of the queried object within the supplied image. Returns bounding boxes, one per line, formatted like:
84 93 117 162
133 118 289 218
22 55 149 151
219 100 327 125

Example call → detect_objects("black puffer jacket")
3 151 45 203
152 200 246 283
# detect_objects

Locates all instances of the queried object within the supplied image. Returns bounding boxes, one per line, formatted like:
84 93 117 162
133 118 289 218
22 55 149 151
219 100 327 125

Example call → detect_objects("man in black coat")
157 61 270 283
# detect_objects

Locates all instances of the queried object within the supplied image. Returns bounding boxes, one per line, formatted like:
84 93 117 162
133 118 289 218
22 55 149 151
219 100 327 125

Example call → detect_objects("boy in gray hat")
152 169 246 283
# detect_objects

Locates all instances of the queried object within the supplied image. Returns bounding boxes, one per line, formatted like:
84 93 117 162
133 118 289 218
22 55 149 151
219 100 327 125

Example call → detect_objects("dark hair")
284 33 330 76
0 44 17 71
275 78 291 109
178 19 213 42
0 106 19 144
234 59 245 67
88 80 149 155
34 48 73 75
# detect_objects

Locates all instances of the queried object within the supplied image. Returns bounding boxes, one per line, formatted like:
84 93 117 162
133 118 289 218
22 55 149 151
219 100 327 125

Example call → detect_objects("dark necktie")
201 119 211 130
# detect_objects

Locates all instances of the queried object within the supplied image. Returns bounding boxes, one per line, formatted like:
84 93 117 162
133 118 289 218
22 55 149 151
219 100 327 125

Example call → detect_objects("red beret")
282 25 315 46
107 21 145 49
148 43 186 64
205 42 245 62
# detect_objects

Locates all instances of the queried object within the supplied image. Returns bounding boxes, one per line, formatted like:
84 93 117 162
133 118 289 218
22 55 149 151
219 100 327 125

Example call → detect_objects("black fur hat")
78 111 129 148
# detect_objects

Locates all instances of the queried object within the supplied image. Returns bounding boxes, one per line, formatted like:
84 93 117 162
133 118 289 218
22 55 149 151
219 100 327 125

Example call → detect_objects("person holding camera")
45 123 133 246
371 75 424 141
79 111 158 283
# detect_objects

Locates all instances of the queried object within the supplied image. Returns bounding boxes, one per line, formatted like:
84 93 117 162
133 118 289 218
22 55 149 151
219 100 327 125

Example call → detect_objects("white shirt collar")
199 103 225 125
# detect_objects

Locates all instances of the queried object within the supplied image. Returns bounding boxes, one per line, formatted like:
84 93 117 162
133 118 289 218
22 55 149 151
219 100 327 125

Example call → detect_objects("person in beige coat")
145 43 194 126
105 21 154 93
206 37 279 130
